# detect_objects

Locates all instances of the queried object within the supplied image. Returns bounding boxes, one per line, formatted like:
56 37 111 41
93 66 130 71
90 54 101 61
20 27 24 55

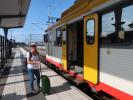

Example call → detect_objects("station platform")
0 48 93 100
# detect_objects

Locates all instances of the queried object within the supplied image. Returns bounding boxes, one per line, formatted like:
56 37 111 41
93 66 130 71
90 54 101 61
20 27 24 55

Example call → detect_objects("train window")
101 11 116 44
121 5 133 32
49 33 51 43
101 4 133 45
120 5 133 44
43 34 48 43
63 30 66 45
86 19 95 44
56 29 62 46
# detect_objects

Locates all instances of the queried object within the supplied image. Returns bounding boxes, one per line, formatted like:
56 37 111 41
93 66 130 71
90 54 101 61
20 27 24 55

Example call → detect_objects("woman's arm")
27 58 40 64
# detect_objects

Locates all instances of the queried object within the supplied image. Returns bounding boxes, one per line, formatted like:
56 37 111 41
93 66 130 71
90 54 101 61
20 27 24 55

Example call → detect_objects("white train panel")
52 46 62 61
100 48 133 96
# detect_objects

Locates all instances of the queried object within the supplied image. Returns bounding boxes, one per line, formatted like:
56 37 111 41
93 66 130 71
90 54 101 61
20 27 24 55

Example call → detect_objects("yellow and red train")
44 0 133 99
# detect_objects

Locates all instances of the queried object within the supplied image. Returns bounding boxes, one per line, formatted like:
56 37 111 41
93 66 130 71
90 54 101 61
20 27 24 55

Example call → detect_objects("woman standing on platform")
27 43 41 93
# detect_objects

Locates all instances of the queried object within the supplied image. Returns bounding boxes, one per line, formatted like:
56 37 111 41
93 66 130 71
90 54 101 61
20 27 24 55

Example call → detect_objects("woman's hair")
35 49 39 55
31 45 39 55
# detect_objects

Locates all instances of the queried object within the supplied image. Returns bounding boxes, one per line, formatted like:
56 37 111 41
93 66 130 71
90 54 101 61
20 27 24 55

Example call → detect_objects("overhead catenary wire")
46 0 68 24
48 0 66 17
38 0 68 23
37 0 53 22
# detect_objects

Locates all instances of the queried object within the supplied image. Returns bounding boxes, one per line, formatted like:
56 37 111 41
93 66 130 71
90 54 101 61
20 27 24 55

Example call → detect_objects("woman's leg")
34 69 41 88
27 68 34 91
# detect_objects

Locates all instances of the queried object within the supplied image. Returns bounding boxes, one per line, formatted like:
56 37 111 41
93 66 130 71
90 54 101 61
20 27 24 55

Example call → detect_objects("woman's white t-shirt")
27 52 39 69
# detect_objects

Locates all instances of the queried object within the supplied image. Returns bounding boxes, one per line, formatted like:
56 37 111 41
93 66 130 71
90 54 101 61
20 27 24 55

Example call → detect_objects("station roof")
0 0 31 28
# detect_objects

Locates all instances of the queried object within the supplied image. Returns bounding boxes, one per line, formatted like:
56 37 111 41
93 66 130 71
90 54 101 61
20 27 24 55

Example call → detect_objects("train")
43 0 133 99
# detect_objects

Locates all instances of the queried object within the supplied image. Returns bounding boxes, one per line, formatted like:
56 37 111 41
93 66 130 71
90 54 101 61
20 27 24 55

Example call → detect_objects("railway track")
22 47 116 100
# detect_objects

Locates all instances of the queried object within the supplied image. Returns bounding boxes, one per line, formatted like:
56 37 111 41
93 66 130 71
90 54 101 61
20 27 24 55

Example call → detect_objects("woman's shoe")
37 87 41 92
31 90 37 93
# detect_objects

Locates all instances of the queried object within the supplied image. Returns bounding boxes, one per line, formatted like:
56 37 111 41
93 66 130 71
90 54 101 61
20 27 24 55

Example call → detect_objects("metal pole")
30 33 31 44
4 28 8 39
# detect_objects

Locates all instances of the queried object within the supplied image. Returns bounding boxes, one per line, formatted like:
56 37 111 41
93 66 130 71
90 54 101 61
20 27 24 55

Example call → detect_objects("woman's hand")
34 61 40 64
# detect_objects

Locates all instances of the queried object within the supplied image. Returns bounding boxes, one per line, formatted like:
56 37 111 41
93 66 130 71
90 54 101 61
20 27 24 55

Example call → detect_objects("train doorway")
67 20 83 75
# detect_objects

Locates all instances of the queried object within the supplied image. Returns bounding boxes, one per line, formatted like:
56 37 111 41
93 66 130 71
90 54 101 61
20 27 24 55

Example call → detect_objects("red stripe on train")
46 58 62 68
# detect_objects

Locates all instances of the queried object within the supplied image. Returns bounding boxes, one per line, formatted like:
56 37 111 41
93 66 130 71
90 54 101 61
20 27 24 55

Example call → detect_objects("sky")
0 0 75 43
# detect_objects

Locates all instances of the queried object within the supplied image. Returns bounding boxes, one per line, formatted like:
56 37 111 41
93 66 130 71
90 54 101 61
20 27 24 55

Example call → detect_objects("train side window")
86 19 95 44
49 33 51 43
55 29 62 46
120 5 133 43
121 5 133 32
43 34 48 43
101 11 116 44
101 4 133 45
63 30 66 45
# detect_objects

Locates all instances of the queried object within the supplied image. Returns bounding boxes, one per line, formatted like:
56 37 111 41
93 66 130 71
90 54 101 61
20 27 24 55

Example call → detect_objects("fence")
0 35 12 70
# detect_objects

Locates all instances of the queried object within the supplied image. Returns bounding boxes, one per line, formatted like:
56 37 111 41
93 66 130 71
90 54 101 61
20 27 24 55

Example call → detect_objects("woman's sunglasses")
31 45 36 47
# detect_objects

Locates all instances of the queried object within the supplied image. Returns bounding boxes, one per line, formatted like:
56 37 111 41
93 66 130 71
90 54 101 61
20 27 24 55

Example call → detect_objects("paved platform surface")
0 48 93 100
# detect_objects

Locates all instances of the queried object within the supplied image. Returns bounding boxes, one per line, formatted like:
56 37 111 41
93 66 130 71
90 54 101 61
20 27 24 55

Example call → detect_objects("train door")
62 26 67 71
84 14 99 84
